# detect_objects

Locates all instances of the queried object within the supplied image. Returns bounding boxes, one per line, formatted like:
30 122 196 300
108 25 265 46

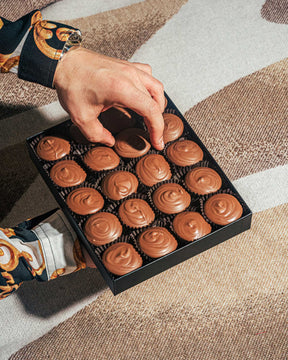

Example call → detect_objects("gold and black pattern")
0 10 79 87
0 224 47 300
0 209 86 299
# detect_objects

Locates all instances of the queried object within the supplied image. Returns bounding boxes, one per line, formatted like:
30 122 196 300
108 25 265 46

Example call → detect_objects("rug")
0 1 287 359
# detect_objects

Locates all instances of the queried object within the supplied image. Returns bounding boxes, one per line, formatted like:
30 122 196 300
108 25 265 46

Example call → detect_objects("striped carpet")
0 1 287 359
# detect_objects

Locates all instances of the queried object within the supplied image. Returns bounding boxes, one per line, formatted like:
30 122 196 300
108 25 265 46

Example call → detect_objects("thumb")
72 116 115 147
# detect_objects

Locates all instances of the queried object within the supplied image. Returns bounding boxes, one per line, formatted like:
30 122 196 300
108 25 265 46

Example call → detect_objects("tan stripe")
67 0 187 60
261 0 288 24
0 0 57 21
11 204 288 359
0 0 187 120
184 59 288 180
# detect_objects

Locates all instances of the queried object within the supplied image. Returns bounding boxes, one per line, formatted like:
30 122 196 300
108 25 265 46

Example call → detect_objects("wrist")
53 31 82 89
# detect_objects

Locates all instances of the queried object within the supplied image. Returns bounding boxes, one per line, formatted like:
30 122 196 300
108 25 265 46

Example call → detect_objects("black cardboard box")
26 94 252 295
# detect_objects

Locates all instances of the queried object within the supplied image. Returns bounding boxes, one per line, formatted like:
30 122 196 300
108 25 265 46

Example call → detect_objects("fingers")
137 71 165 113
130 63 165 113
115 85 164 150
132 62 152 75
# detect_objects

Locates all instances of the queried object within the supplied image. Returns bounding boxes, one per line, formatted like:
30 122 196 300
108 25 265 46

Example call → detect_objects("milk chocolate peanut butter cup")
152 183 190 214
102 171 138 200
114 128 151 158
185 167 222 195
66 187 104 215
84 212 122 246
37 136 70 161
166 140 203 166
173 211 211 241
84 146 120 171
102 242 143 276
136 154 171 187
138 227 177 258
163 113 184 143
204 193 243 225
50 160 86 187
119 198 155 228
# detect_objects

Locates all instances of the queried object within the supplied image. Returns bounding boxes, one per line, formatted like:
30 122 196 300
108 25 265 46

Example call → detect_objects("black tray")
26 94 252 295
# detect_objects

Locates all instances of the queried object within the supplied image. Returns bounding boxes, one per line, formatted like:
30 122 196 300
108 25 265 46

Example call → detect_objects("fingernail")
157 136 164 150
105 140 114 147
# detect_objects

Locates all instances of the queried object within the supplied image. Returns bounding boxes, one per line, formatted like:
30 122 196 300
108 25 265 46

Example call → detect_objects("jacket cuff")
32 210 86 280
18 11 79 88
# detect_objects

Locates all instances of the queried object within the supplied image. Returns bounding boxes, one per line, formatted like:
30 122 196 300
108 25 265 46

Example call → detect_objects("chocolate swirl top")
185 167 222 195
37 136 70 161
114 128 151 158
100 107 136 134
138 227 178 258
84 147 120 171
204 193 243 225
66 187 104 215
102 242 143 276
166 140 203 166
173 212 211 241
102 171 138 200
118 199 155 228
163 113 184 143
152 183 191 214
50 160 86 187
136 154 172 187
84 212 122 246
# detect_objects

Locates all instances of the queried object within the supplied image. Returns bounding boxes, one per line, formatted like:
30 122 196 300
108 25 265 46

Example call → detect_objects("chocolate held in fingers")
114 128 151 158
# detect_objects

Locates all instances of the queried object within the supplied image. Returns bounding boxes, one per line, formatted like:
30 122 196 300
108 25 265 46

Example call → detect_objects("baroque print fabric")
0 210 86 299
0 10 79 87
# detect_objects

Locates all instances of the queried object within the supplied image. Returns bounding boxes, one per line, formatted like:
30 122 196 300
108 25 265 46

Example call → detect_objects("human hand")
53 48 165 150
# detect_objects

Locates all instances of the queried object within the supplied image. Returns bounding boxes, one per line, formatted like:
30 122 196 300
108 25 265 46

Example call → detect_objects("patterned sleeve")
0 10 80 88
0 209 86 300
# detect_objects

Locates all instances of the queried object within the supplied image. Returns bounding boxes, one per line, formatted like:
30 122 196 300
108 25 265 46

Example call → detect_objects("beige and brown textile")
1 0 287 359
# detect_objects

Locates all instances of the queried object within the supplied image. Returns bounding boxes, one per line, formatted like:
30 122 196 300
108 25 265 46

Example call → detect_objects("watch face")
68 31 82 46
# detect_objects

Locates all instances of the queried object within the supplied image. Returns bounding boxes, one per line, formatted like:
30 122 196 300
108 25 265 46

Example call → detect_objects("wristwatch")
59 30 82 61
